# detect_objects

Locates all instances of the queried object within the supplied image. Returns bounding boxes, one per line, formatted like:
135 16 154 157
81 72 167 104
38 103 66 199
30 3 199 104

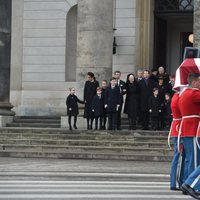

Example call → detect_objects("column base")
0 102 15 116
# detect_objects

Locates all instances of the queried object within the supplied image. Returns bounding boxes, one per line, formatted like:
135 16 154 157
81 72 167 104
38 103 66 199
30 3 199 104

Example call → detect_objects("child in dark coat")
92 87 104 130
66 87 84 130
104 77 121 130
163 93 172 130
148 88 162 130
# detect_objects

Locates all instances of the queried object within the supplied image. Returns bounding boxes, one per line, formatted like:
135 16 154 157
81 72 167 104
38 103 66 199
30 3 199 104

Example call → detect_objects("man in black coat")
138 70 156 130
104 77 121 130
114 71 126 130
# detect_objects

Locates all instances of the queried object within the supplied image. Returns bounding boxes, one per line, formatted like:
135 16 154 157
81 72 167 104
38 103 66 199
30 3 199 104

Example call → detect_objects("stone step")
13 118 60 123
0 139 170 148
0 144 173 156
0 150 173 161
14 116 61 120
6 123 60 128
0 132 168 140
0 127 169 136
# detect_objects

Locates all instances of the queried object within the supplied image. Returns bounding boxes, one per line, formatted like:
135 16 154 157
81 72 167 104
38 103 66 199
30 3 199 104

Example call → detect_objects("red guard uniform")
170 93 182 137
178 88 200 181
179 88 200 137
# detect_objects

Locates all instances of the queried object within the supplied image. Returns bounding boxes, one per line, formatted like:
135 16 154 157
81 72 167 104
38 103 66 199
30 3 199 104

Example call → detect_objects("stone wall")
113 0 136 80
10 0 138 116
11 0 78 116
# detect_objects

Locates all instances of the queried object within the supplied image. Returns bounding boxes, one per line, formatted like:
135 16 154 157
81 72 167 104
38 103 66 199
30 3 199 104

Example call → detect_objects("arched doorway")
154 0 194 74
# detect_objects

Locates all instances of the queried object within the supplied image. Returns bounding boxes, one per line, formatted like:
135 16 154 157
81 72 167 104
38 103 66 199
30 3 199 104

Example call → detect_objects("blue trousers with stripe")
185 165 200 191
182 137 200 183
170 137 185 189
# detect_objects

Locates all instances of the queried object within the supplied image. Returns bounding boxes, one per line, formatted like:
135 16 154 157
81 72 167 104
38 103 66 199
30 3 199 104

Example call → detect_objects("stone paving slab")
0 157 170 174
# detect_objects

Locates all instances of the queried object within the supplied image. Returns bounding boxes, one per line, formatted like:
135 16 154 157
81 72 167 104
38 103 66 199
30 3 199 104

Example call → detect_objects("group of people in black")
66 66 175 131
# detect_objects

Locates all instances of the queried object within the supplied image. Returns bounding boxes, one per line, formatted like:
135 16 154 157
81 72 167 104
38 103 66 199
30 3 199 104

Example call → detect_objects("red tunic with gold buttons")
170 93 182 137
179 88 200 137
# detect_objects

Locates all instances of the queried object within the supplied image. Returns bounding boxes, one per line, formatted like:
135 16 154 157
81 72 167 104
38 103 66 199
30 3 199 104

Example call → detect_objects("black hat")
151 68 157 72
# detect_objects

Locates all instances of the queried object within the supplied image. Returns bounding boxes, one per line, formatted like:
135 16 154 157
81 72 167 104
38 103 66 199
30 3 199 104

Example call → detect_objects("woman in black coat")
124 74 139 130
66 87 84 130
83 72 99 129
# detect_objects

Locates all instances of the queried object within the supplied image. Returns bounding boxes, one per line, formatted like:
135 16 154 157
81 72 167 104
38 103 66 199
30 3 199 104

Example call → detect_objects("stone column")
135 0 154 69
194 0 200 47
76 0 113 84
0 0 14 116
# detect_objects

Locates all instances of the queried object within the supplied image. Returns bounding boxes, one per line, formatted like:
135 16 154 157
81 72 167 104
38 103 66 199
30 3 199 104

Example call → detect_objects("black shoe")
69 126 72 131
181 184 200 199
74 124 77 129
170 187 181 191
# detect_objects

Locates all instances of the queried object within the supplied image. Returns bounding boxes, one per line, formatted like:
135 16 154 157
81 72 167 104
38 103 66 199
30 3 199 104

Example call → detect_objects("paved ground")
0 157 170 174
0 157 192 199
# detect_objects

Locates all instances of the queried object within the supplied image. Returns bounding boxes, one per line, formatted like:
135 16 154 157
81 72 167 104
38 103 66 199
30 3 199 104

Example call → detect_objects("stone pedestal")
194 0 200 47
76 0 113 86
0 115 13 127
0 0 15 117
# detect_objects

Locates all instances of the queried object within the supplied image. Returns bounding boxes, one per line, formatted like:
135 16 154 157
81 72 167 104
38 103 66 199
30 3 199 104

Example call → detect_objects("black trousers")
128 116 136 130
94 116 103 130
151 116 159 130
68 116 77 127
141 111 149 129
116 105 122 130
108 112 117 130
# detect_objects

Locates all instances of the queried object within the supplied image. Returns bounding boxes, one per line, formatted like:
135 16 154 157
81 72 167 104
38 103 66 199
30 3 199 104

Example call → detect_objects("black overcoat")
138 78 155 112
104 86 120 113
83 80 99 118
92 95 104 117
116 80 126 105
148 96 161 117
124 82 139 118
163 100 172 119
66 94 84 116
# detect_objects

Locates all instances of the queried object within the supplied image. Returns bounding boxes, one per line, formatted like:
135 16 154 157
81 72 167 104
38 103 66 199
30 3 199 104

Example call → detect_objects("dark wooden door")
153 17 167 69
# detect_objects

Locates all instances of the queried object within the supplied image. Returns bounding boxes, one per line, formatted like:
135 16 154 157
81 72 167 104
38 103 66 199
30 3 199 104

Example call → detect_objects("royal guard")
181 114 200 199
178 73 200 185
168 92 183 190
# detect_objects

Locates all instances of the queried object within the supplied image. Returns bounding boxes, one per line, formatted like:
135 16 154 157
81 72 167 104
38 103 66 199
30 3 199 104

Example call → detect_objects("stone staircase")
0 128 172 162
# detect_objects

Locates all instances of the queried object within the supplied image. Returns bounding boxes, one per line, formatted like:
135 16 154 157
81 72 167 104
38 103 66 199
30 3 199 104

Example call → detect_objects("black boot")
74 124 77 129
69 125 72 131
131 118 136 130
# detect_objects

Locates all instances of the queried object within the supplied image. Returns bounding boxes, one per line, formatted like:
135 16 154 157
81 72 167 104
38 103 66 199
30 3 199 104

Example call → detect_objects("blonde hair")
69 87 75 91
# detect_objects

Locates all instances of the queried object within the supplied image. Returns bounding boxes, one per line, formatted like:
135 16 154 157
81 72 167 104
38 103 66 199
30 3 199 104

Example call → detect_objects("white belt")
178 115 200 152
173 118 182 121
168 118 182 149
182 115 200 119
